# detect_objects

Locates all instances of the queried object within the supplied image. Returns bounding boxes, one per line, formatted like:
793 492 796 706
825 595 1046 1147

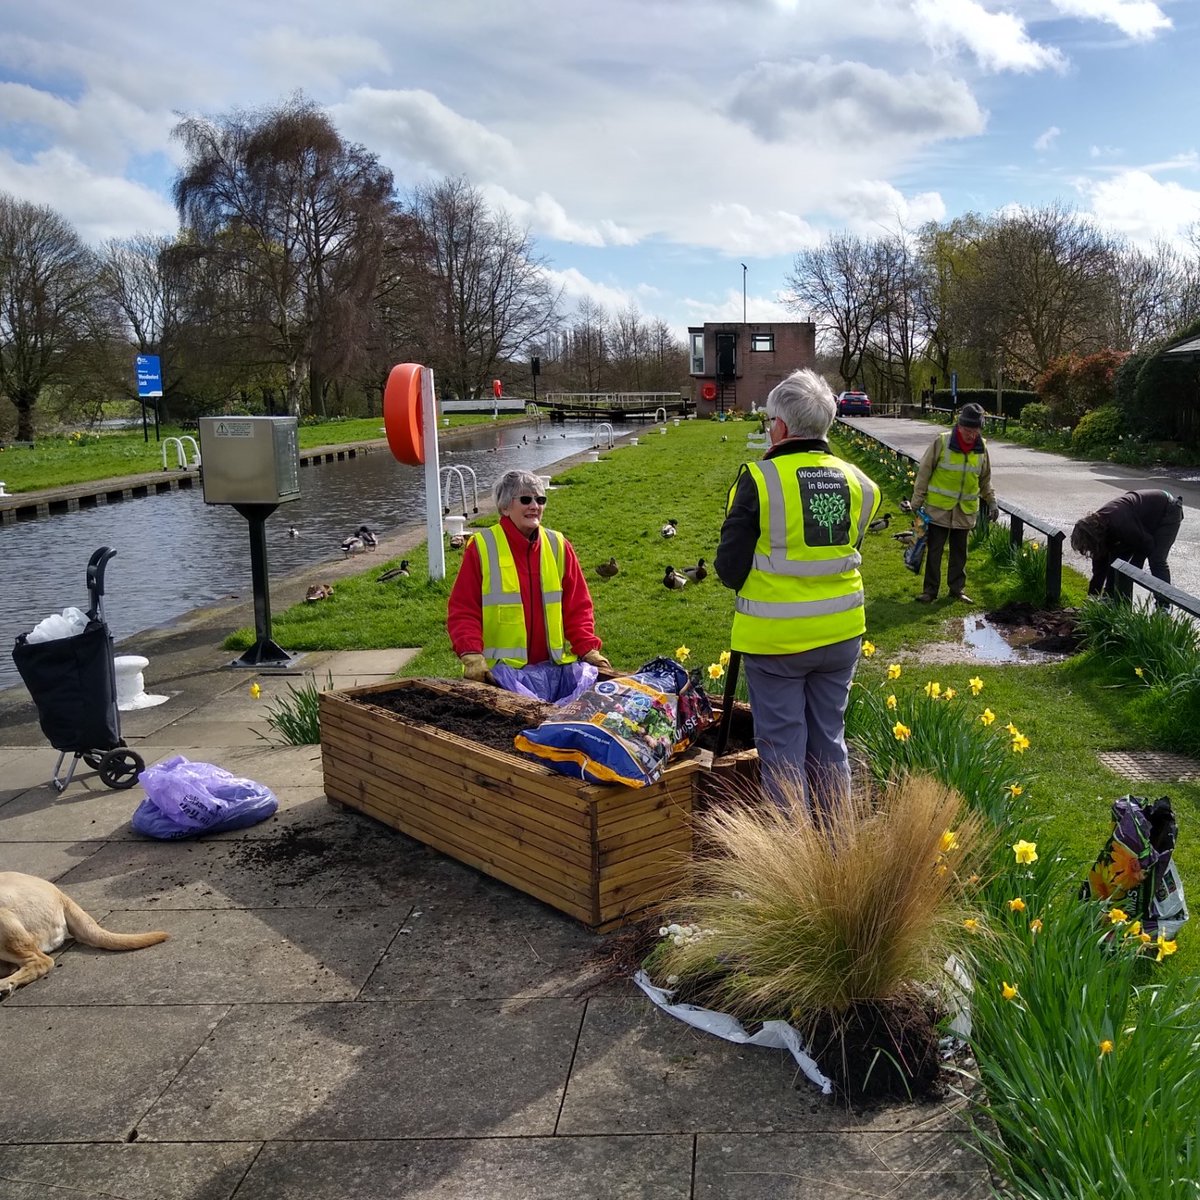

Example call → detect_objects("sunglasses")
517 495 547 506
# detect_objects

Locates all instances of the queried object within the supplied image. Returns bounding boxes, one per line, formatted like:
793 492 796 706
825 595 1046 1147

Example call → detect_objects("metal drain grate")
1098 751 1200 782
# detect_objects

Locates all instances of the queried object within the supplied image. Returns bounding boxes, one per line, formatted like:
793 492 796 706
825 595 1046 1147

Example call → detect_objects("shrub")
1071 404 1125 455
1019 401 1054 431
646 772 990 1028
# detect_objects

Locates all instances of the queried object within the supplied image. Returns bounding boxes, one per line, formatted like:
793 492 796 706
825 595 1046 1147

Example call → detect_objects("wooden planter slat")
321 718 594 869
320 681 734 931
323 762 593 906
327 698 593 812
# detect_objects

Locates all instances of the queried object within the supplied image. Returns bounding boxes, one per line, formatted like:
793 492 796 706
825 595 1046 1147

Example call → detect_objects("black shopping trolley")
12 546 145 792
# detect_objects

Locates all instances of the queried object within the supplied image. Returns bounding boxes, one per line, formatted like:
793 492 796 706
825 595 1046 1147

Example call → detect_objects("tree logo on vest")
797 466 851 545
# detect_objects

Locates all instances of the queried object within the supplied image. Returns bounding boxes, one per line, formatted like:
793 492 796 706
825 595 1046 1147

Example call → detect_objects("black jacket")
1088 489 1181 594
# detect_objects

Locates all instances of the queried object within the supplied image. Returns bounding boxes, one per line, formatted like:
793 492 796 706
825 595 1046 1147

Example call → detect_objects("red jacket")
447 516 603 663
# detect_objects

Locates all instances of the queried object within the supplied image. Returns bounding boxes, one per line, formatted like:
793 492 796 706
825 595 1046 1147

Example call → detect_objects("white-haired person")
448 469 611 686
715 368 881 810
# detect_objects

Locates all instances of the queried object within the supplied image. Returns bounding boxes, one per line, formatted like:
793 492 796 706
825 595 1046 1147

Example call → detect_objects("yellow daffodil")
1099 1039 1114 1056
719 649 731 667
1156 934 1178 962
1011 733 1030 754
969 676 984 695
1125 920 1142 938
1007 783 1023 797
1008 897 1026 913
963 918 981 932
887 663 902 680
862 640 876 657
1031 541 1040 551
1012 839 1039 865
675 645 691 662
980 708 996 726
968 874 982 887
940 830 959 853
1134 666 1144 679
1001 981 1019 1001
1107 907 1129 925
1139 931 1152 945
893 721 911 742
924 681 941 699
1030 917 1044 934
1005 722 1020 736
886 693 898 710
249 682 262 699
707 663 724 681
943 687 957 700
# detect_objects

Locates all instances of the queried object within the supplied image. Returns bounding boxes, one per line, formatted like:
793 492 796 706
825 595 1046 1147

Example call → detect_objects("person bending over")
1071 489 1184 604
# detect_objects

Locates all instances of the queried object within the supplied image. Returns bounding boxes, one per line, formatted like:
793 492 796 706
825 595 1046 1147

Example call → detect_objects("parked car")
836 390 872 416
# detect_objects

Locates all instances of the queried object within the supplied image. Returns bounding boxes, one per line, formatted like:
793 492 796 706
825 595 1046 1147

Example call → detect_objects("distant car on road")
837 390 872 416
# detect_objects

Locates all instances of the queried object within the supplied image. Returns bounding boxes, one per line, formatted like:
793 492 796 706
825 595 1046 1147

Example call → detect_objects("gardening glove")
459 653 490 683
582 649 612 670
987 502 1000 523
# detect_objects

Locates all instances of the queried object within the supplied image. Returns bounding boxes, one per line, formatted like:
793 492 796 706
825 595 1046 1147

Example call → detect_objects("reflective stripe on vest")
475 525 577 668
926 433 982 514
728 453 879 655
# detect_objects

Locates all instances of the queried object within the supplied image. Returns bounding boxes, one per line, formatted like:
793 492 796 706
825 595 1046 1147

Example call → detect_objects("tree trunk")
12 393 36 443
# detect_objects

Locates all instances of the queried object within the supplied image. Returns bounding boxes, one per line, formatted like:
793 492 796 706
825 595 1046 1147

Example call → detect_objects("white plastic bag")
26 606 89 644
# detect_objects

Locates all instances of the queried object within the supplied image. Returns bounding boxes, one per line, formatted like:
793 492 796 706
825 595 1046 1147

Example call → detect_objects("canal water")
0 421 609 690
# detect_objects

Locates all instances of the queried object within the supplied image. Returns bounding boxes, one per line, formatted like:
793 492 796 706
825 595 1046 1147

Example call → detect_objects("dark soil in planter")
353 682 759 757
986 601 1082 654
360 685 552 754
806 992 943 1104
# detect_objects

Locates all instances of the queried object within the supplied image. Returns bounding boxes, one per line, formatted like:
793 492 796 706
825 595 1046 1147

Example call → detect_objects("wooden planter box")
320 679 730 931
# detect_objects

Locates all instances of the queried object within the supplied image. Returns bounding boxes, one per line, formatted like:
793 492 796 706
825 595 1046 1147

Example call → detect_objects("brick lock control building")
687 321 817 416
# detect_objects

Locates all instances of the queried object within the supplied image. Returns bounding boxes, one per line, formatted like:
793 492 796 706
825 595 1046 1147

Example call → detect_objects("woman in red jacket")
447 469 610 682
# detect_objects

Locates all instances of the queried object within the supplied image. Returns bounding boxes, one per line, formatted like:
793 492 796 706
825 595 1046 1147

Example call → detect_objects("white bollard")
113 655 169 710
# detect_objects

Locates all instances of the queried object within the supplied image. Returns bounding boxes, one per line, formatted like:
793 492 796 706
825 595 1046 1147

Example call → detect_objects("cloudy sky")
1 0 1195 338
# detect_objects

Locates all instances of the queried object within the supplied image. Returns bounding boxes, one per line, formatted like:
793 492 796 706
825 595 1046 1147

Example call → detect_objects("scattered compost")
985 601 1082 654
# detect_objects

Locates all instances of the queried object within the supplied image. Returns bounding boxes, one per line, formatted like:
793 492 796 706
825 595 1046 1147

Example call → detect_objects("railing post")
1009 513 1024 550
1046 530 1064 608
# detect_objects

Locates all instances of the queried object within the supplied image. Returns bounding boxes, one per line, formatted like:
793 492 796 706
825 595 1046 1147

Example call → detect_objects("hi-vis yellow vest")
729 452 880 655
926 432 983 515
473 525 577 668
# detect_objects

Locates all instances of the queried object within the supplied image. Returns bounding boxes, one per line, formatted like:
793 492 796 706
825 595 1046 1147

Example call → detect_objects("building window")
690 331 704 374
751 333 774 352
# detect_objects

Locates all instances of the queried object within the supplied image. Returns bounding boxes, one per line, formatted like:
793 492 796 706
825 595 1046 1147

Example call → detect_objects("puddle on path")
906 615 1071 666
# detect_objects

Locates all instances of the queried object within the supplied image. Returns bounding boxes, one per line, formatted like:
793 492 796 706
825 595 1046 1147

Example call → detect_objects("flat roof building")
687 321 817 415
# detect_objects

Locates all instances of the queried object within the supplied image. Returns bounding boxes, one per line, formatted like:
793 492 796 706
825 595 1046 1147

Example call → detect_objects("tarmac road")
843 416 1200 600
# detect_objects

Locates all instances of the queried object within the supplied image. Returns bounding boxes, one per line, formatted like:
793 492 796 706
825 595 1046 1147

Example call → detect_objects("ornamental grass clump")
649 772 990 1031
964 853 1200 1200
259 672 330 745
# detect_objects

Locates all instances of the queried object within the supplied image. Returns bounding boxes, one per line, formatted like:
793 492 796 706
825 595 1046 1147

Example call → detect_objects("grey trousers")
743 636 861 810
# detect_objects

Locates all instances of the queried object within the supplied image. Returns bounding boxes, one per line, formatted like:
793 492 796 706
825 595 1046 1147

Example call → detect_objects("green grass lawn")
229 417 1197 971
0 414 526 493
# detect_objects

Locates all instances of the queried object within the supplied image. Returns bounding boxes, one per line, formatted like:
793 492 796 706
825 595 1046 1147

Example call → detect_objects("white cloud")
1034 125 1061 152
541 265 641 314
678 203 823 258
243 27 390 92
913 0 1067 73
333 87 518 177
1082 169 1200 246
683 288 796 326
826 181 947 233
0 148 178 242
480 184 638 248
727 58 985 145
1048 0 1170 40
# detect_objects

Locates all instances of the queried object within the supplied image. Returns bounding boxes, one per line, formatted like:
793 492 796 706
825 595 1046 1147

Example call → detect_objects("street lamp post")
741 263 747 325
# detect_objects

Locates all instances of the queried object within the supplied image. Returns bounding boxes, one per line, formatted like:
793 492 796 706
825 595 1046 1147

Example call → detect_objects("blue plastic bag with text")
131 755 278 839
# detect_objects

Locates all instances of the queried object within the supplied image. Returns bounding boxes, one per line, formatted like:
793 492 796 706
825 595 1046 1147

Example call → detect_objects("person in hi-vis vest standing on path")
715 368 881 810
448 469 611 683
910 402 998 605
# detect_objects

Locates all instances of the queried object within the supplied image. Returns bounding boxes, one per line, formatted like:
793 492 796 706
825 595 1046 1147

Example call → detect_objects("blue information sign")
136 354 163 398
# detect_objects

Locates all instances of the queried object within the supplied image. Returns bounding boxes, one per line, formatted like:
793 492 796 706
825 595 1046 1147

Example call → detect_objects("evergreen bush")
1070 404 1125 455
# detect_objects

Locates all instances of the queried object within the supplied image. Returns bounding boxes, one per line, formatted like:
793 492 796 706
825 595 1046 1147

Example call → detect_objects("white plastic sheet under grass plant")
633 969 834 1095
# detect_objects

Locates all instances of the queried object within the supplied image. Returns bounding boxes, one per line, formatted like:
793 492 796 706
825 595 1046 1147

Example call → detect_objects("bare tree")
786 234 889 388
172 94 393 416
404 177 560 398
1101 240 1195 351
0 195 102 442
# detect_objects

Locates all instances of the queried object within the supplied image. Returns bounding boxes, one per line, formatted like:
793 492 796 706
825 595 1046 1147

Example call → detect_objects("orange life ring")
701 381 717 402
384 363 425 465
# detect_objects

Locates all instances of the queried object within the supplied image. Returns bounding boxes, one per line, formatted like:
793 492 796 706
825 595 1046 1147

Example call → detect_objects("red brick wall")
689 323 817 415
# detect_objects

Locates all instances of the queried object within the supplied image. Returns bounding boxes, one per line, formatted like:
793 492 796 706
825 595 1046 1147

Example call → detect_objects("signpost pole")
135 355 164 442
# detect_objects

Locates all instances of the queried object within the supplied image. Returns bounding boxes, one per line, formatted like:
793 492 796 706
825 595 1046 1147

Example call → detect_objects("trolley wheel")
98 748 144 790
83 751 105 769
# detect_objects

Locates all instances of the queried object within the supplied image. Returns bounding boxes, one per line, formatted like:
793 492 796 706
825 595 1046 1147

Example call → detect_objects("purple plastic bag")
489 660 599 705
131 754 278 839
